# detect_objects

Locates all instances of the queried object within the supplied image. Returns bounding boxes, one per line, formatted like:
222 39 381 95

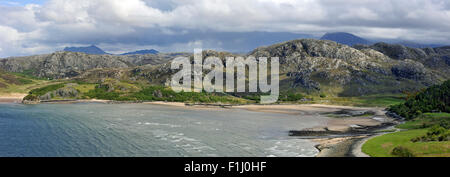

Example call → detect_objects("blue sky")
0 0 46 6
0 0 450 57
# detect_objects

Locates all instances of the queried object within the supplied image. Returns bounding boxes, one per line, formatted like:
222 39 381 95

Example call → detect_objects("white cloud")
1 0 450 57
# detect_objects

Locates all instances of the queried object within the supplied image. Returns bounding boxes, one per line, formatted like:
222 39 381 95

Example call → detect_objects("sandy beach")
0 93 27 103
143 101 186 107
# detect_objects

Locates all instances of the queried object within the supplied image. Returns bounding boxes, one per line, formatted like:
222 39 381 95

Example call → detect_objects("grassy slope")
362 113 450 157
0 71 56 96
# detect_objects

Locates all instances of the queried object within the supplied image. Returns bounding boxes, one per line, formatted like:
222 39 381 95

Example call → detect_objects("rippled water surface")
0 103 327 157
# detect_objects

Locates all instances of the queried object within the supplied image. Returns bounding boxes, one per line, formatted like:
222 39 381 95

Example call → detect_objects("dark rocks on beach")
323 109 376 118
289 122 396 138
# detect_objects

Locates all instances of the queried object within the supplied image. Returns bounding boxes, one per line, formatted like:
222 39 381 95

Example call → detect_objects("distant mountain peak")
63 45 108 55
121 49 159 55
320 32 371 46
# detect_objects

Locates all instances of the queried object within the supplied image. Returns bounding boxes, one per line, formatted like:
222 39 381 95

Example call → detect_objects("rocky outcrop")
287 71 321 90
355 43 450 69
39 87 79 101
153 90 163 98
391 60 428 80
355 42 428 61
22 94 40 104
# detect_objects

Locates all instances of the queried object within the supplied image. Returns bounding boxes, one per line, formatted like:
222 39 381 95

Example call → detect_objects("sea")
0 103 326 157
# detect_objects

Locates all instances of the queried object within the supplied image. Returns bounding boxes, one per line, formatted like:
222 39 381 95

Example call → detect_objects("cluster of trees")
389 80 450 119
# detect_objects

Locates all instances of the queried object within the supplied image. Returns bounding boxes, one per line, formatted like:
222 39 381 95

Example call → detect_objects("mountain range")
320 32 371 46
60 32 445 56
320 32 444 48
63 45 159 56
2 38 449 98
63 45 108 55
120 49 159 55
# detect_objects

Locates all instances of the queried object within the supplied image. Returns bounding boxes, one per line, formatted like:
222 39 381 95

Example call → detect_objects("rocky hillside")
116 39 449 96
0 52 185 79
2 39 449 97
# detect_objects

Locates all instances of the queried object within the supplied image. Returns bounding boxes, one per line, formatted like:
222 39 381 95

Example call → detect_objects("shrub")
29 83 65 96
279 93 304 102
319 93 326 98
412 125 449 142
427 125 447 137
391 146 415 157
23 94 39 101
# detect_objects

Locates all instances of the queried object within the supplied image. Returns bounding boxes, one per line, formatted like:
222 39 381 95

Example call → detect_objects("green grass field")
396 113 450 130
362 129 450 157
363 113 450 157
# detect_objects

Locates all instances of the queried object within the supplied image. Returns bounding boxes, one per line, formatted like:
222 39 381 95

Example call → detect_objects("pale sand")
143 101 186 107
0 93 27 103
234 104 385 115
143 102 232 111
41 99 116 104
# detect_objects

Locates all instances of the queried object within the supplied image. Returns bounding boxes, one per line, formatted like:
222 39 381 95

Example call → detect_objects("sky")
0 0 450 57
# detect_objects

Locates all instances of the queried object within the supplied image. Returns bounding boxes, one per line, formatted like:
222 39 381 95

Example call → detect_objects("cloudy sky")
0 0 450 57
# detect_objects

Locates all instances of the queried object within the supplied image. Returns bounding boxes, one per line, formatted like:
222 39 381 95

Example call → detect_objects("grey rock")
153 90 163 98
391 60 427 80
39 87 79 101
